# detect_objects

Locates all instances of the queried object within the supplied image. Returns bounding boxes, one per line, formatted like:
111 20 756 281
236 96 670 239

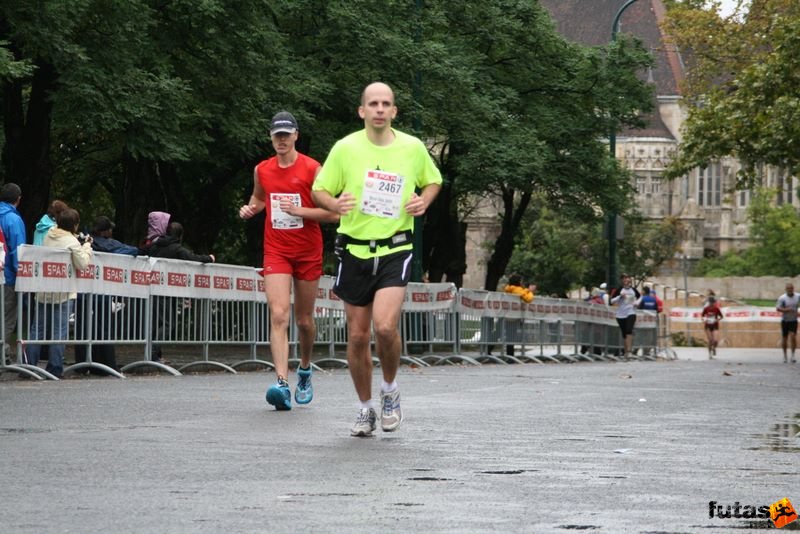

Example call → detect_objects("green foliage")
670 332 706 347
1 0 657 271
664 0 800 183
618 216 684 284
506 199 681 296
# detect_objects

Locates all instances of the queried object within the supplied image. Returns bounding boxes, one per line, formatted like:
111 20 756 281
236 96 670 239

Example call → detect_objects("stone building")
461 0 781 288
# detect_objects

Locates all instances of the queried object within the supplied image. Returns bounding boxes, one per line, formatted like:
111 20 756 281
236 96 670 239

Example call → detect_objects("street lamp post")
607 0 640 290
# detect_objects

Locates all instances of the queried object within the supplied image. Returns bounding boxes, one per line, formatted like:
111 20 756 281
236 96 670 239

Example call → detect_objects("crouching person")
26 208 93 378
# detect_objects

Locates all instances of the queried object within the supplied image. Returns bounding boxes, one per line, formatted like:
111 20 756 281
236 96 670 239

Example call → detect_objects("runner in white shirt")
776 283 799 363
610 273 641 359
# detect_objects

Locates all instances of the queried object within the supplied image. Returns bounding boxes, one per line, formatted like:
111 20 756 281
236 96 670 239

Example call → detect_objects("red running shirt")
255 153 322 258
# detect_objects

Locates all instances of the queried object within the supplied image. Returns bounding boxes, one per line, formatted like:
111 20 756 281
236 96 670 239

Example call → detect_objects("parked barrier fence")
0 245 665 381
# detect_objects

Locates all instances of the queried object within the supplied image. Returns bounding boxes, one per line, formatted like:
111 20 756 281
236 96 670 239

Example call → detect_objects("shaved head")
361 82 395 105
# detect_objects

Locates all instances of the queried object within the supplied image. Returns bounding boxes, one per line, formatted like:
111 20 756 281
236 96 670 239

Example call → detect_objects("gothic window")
698 163 721 206
636 175 647 195
775 170 794 205
651 176 662 193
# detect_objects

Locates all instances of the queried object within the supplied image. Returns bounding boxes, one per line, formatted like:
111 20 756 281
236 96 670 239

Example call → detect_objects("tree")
506 201 683 296
1 0 314 252
1 0 654 274
414 1 655 290
663 0 800 183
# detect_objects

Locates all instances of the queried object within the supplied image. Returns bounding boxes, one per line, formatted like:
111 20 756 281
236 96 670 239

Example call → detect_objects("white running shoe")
350 408 377 437
380 389 403 432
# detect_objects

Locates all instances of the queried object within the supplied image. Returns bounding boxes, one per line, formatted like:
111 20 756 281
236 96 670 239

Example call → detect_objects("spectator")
0 183 26 356
598 282 609 305
31 200 70 367
140 211 170 249
90 215 139 255
588 287 605 305
26 208 93 378
144 222 215 263
143 222 214 364
638 286 659 312
502 274 534 356
74 215 139 372
33 200 69 246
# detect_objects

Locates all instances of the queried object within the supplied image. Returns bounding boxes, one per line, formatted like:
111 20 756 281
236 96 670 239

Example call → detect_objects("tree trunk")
2 60 56 240
424 178 466 287
483 188 532 291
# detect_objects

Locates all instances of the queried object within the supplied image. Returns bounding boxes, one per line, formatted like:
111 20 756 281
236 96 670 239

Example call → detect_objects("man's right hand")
239 204 258 220
335 192 356 215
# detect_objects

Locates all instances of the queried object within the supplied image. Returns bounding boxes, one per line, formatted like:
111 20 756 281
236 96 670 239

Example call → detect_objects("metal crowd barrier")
455 289 659 364
1 245 664 381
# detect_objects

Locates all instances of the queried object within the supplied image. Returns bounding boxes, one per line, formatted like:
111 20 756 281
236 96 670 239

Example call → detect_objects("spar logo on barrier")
103 266 125 284
411 291 430 303
168 272 190 288
76 264 99 280
213 276 232 290
131 270 150 285
17 261 34 278
236 278 255 292
194 274 211 289
42 261 72 279
708 498 797 529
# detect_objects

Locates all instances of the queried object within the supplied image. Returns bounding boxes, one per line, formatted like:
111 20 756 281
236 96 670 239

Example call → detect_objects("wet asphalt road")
1 348 798 533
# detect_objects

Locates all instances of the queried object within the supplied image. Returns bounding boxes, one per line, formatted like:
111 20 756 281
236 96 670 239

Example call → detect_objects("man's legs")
371 286 406 384
265 274 292 379
372 286 406 432
293 278 319 404
789 331 797 363
264 274 292 410
781 323 791 363
344 301 374 403
293 278 319 369
3 285 17 361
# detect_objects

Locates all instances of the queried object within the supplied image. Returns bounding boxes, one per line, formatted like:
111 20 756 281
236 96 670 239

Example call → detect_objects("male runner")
240 111 338 410
312 82 442 437
776 283 799 363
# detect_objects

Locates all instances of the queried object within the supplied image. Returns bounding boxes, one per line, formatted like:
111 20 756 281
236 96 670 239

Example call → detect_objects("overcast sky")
717 0 749 17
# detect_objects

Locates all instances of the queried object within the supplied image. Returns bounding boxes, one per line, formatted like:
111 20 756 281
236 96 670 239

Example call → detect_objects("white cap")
600 283 607 289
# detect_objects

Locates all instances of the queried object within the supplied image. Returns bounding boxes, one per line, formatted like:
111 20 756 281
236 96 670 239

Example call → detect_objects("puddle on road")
747 413 800 452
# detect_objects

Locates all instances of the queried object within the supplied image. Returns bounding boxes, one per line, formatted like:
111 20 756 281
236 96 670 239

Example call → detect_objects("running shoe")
380 388 403 432
295 366 313 405
266 379 291 411
350 408 377 437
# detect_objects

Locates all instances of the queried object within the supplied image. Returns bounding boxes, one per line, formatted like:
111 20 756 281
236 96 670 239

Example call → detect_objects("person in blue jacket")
74 215 140 371
89 216 140 255
0 183 26 355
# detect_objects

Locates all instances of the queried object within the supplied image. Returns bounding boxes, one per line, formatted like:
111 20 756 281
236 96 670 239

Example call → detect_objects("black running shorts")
333 249 413 306
616 314 637 336
781 320 798 337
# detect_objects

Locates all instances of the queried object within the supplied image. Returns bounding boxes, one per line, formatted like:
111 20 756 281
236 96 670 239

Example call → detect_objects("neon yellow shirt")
313 128 442 258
